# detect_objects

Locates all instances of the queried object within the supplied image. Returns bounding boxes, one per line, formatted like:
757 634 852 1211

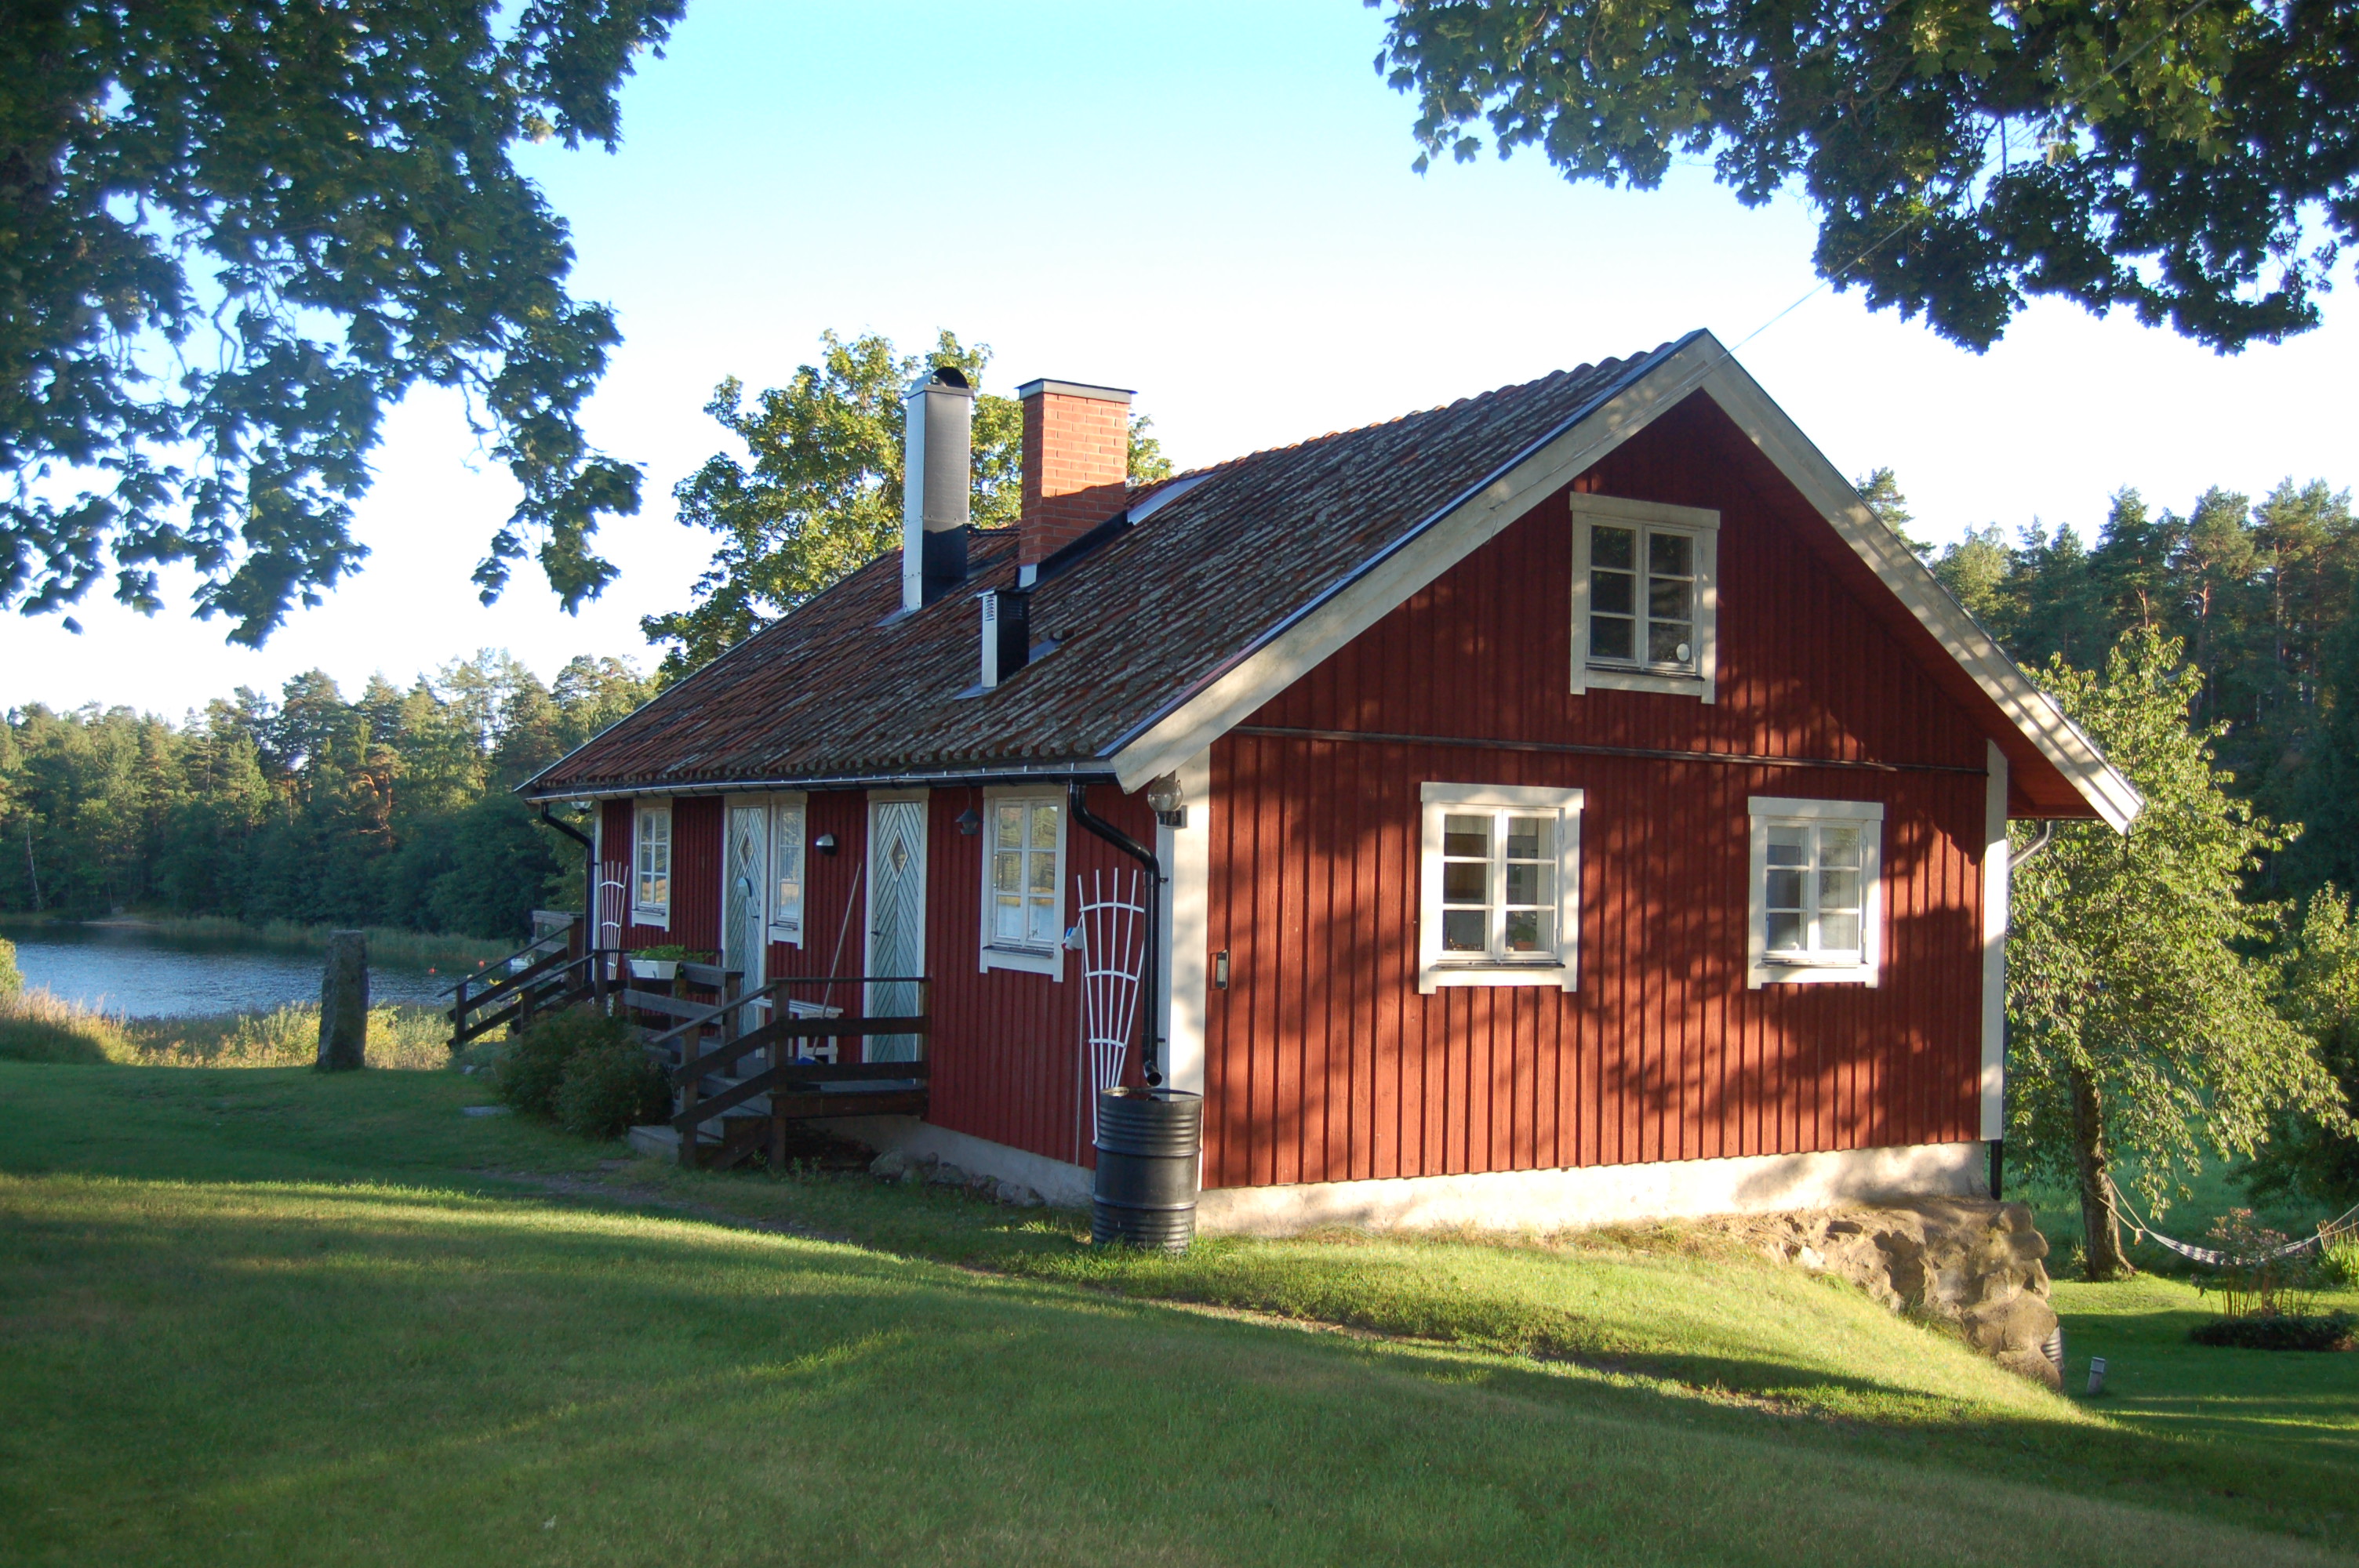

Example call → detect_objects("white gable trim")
1692 353 2139 832
1107 336 1725 789
1107 334 2139 833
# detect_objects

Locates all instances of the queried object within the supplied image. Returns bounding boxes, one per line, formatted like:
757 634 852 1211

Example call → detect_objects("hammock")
2104 1176 2359 1268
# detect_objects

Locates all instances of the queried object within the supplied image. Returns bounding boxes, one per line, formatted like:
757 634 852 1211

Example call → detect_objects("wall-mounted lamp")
1146 772 1186 828
956 805 982 836
813 832 838 856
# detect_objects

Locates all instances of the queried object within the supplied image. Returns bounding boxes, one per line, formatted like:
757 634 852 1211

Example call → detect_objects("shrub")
2189 1312 2356 1352
496 1006 638 1120
554 1042 671 1139
0 936 20 998
2321 1236 2359 1288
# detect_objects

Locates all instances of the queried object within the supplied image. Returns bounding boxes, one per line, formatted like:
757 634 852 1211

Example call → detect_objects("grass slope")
1 1061 2352 1566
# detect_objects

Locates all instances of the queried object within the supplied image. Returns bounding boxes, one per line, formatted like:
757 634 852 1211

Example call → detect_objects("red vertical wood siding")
1201 393 1993 1190
755 783 1155 1169
601 795 719 952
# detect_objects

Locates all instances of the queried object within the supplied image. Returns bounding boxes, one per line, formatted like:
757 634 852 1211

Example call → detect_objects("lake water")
0 924 455 1018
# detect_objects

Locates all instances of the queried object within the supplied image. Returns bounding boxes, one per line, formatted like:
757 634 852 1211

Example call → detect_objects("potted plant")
626 944 700 982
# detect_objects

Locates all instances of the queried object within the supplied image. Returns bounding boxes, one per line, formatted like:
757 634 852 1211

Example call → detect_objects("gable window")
1569 495 1720 702
980 789 1066 978
1417 782 1583 993
634 800 671 928
1747 797 1883 987
769 794 805 945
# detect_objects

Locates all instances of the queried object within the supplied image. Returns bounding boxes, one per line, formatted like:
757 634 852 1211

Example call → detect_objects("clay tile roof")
524 339 1691 797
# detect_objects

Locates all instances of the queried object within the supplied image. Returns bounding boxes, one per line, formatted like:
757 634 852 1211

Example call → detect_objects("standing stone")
317 931 369 1072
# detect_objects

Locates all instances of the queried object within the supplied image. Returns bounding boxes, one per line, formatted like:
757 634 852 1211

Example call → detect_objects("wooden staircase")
631 972 930 1170
446 916 932 1171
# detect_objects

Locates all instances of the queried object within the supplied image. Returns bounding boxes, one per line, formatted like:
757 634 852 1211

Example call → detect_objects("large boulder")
1725 1200 2060 1388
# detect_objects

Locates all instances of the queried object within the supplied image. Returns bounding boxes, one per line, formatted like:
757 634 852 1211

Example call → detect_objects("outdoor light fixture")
957 805 982 836
1146 772 1185 827
813 832 838 856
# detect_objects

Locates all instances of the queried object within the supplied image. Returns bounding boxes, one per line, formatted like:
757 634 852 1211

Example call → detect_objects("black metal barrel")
1092 1087 1202 1250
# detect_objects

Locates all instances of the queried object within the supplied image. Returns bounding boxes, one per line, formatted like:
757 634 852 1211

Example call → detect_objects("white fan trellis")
1074 868 1148 1143
595 860 630 979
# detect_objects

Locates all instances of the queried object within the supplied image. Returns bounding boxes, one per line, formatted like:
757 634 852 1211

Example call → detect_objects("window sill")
1419 960 1575 995
981 944 1062 980
767 926 802 949
632 908 670 931
1582 666 1712 701
1749 959 1877 989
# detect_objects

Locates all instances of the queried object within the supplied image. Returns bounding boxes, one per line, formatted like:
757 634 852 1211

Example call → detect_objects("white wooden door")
724 802 768 1029
866 794 927 1062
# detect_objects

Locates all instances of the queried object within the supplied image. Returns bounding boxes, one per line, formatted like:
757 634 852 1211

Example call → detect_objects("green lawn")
1 1059 2353 1566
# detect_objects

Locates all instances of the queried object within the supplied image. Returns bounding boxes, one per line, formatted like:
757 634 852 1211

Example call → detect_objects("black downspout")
537 804 597 948
1067 779 1165 1087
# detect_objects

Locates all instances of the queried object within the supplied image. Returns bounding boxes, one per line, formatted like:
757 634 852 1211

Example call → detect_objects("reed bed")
0 988 453 1069
88 916 516 971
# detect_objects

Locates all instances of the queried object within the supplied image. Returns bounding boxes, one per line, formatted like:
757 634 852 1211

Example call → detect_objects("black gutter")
1067 780 1165 1088
522 761 1118 805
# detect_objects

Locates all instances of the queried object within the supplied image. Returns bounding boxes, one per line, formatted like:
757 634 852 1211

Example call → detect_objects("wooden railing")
444 931 932 1170
446 916 597 1047
637 975 932 1170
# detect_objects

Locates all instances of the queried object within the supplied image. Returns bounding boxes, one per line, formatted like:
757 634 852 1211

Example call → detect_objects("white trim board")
1104 332 2137 834
1981 742 2010 1141
1692 352 2139 831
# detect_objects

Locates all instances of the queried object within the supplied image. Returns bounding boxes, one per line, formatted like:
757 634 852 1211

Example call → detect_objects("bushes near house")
553 1041 671 1139
496 1006 663 1140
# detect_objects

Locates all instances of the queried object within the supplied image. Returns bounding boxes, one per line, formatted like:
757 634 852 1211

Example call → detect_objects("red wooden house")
523 333 2137 1230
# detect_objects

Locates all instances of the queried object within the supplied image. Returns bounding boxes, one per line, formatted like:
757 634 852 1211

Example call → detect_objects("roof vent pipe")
980 588 1031 689
902 365 975 612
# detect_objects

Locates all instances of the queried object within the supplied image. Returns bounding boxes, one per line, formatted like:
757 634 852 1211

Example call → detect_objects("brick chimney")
1018 379 1132 573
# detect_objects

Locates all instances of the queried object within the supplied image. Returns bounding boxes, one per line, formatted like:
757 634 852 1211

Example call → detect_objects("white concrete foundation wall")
830 1115 1094 1207
1194 1141 1990 1236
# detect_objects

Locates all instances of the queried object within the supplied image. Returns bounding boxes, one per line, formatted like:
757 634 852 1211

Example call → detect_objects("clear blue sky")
6 0 2350 716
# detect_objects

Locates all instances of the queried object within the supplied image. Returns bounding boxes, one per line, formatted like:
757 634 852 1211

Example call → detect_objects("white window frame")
768 792 807 946
978 786 1067 979
633 799 671 931
1747 796 1884 988
1569 494 1720 702
1417 782 1583 994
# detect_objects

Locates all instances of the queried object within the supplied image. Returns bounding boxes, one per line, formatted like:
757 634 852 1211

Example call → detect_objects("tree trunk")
2068 1063 2132 1280
316 931 369 1072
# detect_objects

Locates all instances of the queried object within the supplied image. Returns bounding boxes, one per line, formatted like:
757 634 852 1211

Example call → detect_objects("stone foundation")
1713 1199 2061 1386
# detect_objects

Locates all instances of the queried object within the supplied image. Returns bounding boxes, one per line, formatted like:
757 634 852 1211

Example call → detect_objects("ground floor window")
634 800 671 927
1417 782 1583 993
1747 796 1883 987
980 789 1065 977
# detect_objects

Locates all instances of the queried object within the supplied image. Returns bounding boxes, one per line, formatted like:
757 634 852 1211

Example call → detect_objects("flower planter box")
626 957 678 982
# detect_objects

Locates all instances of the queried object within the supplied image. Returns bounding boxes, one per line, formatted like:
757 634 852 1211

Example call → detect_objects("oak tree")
1371 0 2359 350
647 328 1171 680
1 0 683 644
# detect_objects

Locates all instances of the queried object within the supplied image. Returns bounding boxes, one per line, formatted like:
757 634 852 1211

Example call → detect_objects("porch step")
627 1123 681 1158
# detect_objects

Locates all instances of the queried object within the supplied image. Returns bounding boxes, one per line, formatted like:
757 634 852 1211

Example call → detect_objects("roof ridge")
1140 358 1625 489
